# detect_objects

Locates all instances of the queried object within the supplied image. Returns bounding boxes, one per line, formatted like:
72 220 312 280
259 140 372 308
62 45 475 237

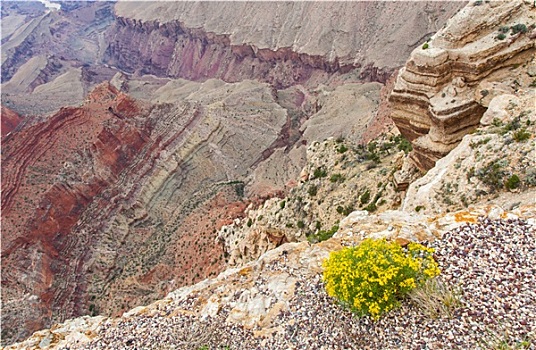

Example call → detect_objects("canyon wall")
106 1 465 87
1 1 469 345
0 81 289 343
390 0 535 171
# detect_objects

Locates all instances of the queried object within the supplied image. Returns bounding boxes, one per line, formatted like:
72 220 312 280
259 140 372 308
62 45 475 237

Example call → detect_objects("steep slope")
390 0 535 171
6 205 535 349
106 1 465 88
0 80 289 344
403 90 535 215
1 106 23 137
1 2 116 116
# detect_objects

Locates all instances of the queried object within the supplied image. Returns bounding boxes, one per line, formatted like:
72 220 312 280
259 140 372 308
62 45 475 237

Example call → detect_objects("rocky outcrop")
403 90 535 216
0 78 293 345
1 106 22 137
390 0 536 171
106 1 465 88
218 134 410 265
6 204 535 350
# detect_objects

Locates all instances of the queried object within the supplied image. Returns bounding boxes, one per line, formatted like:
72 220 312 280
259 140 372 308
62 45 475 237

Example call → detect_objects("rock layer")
0 80 289 344
106 1 465 88
390 0 536 170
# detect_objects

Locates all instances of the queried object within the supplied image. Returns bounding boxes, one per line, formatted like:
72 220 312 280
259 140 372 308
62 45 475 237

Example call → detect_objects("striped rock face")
390 0 536 171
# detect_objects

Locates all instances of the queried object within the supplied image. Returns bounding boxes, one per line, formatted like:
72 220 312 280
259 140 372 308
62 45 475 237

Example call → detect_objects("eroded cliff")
390 0 536 171
106 1 465 88
0 80 289 343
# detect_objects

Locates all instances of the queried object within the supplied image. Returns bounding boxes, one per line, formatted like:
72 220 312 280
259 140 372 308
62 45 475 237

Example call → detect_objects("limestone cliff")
390 0 536 171
106 1 465 87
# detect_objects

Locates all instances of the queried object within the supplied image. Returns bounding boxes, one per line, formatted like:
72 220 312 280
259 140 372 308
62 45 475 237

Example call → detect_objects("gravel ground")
65 218 535 350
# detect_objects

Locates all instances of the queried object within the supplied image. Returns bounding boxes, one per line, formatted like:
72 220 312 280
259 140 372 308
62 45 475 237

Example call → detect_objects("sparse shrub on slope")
323 239 440 319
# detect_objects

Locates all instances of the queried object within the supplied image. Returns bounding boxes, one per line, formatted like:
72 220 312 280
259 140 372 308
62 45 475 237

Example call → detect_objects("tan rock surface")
115 1 463 70
7 203 535 350
403 90 535 216
390 0 535 170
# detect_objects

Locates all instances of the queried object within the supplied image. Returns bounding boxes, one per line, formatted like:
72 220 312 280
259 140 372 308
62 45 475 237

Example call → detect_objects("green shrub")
330 173 345 183
477 160 508 191
422 43 429 50
513 128 531 142
397 137 413 154
247 218 253 227
280 200 286 209
308 185 318 197
511 23 528 35
313 167 328 179
505 174 520 190
309 224 339 243
496 33 506 40
336 205 354 216
360 189 370 205
323 239 440 319
337 144 348 153
297 220 305 229
364 202 377 212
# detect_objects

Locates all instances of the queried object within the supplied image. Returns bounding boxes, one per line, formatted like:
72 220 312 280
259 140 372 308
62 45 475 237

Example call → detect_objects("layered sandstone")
106 1 465 88
403 90 536 215
1 106 22 137
0 80 289 344
390 0 536 171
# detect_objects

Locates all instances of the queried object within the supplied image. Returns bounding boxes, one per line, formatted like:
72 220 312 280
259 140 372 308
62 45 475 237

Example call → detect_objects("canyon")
5 1 534 348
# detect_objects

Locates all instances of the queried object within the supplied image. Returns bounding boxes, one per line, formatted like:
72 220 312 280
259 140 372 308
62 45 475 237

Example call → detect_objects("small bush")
308 185 318 197
330 173 345 183
323 239 440 319
422 43 429 50
337 144 348 153
280 200 286 209
297 220 305 229
313 167 328 179
526 169 536 186
360 189 371 205
336 204 354 216
364 202 377 212
477 160 508 191
499 26 510 33
397 137 413 154
496 33 506 40
247 218 253 227
505 174 520 190
513 128 531 142
510 23 528 35
309 224 339 243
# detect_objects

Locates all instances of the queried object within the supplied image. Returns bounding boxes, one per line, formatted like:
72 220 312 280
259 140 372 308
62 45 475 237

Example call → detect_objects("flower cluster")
322 238 440 319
